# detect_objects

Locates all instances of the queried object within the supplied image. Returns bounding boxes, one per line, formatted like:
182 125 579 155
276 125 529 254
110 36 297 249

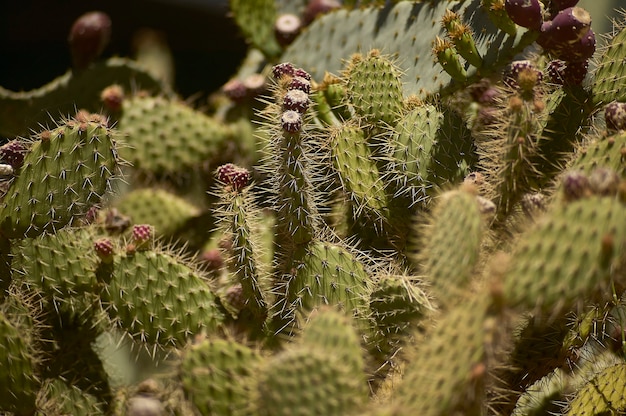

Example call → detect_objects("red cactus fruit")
605 101 626 131
101 84 125 111
505 0 543 30
281 110 303 133
94 238 115 263
216 163 250 191
275 13 302 47
132 224 154 247
199 248 225 271
293 68 311 81
68 11 112 70
283 89 310 113
303 0 341 26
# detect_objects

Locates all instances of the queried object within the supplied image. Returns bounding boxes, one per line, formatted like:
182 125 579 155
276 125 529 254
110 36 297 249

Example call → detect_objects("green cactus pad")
114 188 202 238
503 195 626 318
412 186 486 305
36 378 105 416
281 0 523 97
569 131 626 177
115 95 236 176
328 122 389 221
592 15 626 106
0 308 39 414
104 247 224 349
280 240 372 332
388 103 476 205
0 116 119 239
566 362 626 415
229 0 282 58
394 289 500 416
180 337 263 416
344 50 404 127
251 346 366 416
0 58 169 137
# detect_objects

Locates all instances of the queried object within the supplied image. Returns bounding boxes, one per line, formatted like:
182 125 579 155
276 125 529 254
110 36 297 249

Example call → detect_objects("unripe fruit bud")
288 76 311 94
281 110 303 133
101 84 125 111
0 140 27 170
215 163 250 192
132 224 153 249
505 0 543 30
94 238 115 263
68 11 112 70
283 89 310 113
272 62 295 79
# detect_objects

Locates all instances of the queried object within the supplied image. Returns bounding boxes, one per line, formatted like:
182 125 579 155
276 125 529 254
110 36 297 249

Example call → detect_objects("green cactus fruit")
0 58 169 138
442 10 483 68
388 103 476 207
180 337 263 416
503 194 626 319
0 289 40 414
11 225 108 332
433 36 468 83
103 246 224 349
328 122 389 223
250 346 366 416
411 185 486 307
114 188 202 239
368 269 433 358
591 15 626 107
393 289 503 416
565 362 626 415
344 50 404 127
0 114 120 239
229 0 282 58
36 378 105 416
276 240 373 336
115 95 237 176
281 1 525 98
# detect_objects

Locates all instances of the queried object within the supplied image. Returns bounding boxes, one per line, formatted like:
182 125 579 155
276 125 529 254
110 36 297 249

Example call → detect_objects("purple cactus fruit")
604 101 626 131
288 76 312 94
503 60 543 91
131 224 153 247
551 0 580 13
272 62 295 79
216 163 238 184
242 73 267 97
222 79 248 103
293 68 311 81
547 59 588 85
554 28 595 63
540 7 591 45
100 84 125 111
94 238 115 263
281 110 303 133
303 0 341 26
283 89 310 113
505 0 543 30
561 170 590 201
68 11 112 70
274 13 302 47
0 140 27 170
199 248 224 271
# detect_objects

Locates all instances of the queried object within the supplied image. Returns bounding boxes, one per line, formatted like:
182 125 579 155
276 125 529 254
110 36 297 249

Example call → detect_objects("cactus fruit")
505 0 543 30
68 11 112 70
604 101 626 131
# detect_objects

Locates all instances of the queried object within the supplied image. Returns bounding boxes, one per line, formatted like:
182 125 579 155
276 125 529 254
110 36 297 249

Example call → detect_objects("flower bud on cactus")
216 163 250 191
131 224 153 250
288 76 312 94
94 237 115 263
275 13 302 47
0 140 27 170
504 60 542 92
604 101 626 131
100 84 125 111
281 110 303 133
293 68 311 81
272 62 295 79
505 0 543 30
283 89 310 113
68 11 112 70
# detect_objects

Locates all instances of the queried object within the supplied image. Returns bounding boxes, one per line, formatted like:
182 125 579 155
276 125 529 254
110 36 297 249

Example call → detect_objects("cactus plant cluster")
2 0 626 414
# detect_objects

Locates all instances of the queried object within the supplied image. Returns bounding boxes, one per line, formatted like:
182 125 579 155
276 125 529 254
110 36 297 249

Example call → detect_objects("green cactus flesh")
566 362 626 415
592 16 626 107
0 117 119 239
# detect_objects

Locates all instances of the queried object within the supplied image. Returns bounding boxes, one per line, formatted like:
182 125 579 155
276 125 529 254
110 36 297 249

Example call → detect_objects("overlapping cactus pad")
1 0 626 415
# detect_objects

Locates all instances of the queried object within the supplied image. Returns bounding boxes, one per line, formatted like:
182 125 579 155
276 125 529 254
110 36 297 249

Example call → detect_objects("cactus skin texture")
4 0 626 413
